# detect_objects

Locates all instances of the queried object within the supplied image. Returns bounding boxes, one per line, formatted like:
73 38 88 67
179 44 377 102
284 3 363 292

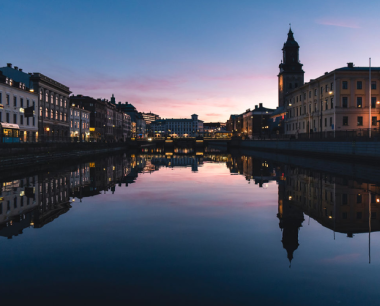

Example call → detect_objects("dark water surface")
1 152 380 305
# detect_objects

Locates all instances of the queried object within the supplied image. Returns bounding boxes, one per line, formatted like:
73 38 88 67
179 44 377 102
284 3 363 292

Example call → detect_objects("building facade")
70 95 107 142
151 114 203 137
142 112 160 125
0 72 38 142
277 30 380 137
242 103 275 139
0 63 71 142
69 104 91 141
284 64 380 136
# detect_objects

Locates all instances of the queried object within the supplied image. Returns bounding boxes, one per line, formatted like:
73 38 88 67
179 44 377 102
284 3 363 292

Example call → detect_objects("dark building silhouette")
277 180 304 266
278 28 304 107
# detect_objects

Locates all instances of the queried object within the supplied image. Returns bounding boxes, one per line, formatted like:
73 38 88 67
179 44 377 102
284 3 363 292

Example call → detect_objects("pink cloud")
316 18 360 29
205 113 222 117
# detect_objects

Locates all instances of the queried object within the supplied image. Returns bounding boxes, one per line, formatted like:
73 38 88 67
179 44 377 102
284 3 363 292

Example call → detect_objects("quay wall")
0 142 135 170
236 140 380 159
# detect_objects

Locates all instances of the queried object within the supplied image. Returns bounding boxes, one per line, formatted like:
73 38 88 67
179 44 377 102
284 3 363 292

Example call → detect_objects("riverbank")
232 139 380 160
0 142 134 170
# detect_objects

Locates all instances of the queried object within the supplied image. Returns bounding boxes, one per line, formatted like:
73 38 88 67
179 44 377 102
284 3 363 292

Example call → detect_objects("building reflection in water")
0 151 378 267
228 154 379 265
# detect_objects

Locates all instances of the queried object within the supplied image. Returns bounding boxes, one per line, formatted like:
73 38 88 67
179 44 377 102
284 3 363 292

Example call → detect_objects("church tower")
277 182 304 266
278 27 304 107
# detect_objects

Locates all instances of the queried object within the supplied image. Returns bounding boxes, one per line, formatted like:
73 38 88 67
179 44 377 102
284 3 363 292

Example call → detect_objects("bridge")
132 137 230 150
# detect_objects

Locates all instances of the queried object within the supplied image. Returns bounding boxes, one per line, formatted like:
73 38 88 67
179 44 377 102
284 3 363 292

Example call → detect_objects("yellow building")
278 29 380 137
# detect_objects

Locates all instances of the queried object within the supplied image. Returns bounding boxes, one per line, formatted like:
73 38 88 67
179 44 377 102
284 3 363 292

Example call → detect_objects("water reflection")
0 151 378 266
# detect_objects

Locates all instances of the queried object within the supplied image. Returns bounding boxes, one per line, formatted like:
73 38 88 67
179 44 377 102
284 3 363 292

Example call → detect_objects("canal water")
1 150 380 305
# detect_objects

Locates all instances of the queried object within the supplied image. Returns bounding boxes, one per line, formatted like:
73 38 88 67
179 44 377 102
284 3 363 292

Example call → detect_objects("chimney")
14 66 18 70
347 62 354 68
259 103 263 108
28 73 32 75
324 72 328 75
7 63 12 68
19 68 23 72
255 105 258 109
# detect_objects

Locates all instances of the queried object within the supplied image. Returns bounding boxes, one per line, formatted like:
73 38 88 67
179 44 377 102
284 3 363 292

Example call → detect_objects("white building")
0 73 38 142
69 105 91 141
151 114 203 137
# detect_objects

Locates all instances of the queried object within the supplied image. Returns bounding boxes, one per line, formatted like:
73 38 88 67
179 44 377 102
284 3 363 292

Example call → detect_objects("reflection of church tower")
278 27 304 107
277 182 304 266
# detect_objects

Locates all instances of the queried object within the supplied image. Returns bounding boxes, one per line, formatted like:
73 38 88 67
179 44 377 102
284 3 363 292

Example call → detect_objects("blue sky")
1 0 380 121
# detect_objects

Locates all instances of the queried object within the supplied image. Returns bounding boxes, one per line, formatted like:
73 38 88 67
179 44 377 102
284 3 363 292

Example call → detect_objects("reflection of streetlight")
46 127 50 132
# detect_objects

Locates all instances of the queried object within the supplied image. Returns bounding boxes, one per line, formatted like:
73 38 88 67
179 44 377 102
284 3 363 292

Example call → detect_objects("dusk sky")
2 0 380 122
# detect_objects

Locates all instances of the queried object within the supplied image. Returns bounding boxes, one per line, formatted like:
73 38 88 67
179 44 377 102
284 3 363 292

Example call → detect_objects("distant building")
142 112 160 125
70 95 107 141
69 104 91 141
113 98 146 138
151 114 203 137
0 63 71 141
242 103 275 139
0 71 38 142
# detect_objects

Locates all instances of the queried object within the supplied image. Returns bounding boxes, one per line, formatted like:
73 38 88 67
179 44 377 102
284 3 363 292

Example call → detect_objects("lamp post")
369 58 372 138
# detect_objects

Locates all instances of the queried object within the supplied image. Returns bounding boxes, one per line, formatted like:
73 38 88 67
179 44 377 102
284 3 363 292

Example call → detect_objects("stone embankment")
231 139 380 160
0 142 135 170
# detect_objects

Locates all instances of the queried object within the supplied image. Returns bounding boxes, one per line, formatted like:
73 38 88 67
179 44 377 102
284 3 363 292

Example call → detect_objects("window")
56 110 58 120
331 98 333 109
51 110 54 119
309 91 311 98
342 97 348 108
295 83 298 88
325 85 328 92
13 114 17 124
330 117 332 126
357 81 362 89
357 212 362 219
372 81 376 90
343 116 348 126
20 115 23 125
330 83 333 90
6 94 9 105
342 81 348 89
372 116 377 126
45 108 48 118
45 92 48 102
371 97 377 108
314 89 317 96
20 98 23 107
342 194 348 205
325 118 327 127
357 97 362 108
0 92 2 104
357 116 363 126
325 100 328 110
14 96 17 106
6 113 9 123
27 99 29 107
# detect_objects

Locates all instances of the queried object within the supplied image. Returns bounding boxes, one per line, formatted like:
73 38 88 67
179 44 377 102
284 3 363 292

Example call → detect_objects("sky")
1 0 380 122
